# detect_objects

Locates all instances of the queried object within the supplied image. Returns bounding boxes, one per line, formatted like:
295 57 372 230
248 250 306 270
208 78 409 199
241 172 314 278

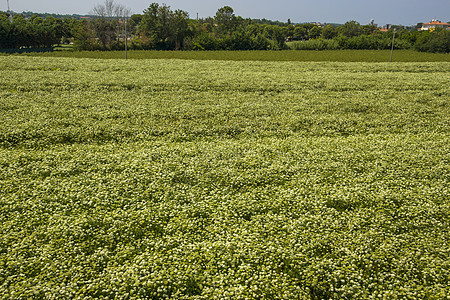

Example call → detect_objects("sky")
2 0 449 26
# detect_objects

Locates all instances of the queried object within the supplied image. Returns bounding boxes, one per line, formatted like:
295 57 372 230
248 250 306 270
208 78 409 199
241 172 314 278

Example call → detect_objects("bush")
188 33 219 50
251 34 271 50
288 35 412 51
288 39 340 50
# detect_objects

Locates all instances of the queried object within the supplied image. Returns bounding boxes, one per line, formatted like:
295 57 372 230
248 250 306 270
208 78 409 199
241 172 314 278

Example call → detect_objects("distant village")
301 19 450 32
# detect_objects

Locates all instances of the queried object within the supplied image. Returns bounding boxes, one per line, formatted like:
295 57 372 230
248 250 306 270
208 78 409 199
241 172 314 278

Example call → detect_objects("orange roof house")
420 20 450 31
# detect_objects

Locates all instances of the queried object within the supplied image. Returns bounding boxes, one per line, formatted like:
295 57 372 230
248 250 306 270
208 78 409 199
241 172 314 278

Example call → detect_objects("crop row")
0 58 448 148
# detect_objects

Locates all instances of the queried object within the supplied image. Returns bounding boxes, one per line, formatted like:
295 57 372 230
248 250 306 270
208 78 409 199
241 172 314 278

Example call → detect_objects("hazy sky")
3 0 450 25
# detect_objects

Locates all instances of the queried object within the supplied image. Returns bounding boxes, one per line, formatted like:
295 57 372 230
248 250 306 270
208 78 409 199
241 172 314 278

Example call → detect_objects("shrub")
288 39 340 50
188 33 218 50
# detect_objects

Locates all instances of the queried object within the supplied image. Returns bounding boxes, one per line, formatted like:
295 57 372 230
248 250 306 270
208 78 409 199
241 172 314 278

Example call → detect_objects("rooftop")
423 20 449 26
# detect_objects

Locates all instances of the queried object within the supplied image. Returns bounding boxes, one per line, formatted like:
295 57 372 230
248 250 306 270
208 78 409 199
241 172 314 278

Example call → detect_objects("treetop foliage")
1 2 448 53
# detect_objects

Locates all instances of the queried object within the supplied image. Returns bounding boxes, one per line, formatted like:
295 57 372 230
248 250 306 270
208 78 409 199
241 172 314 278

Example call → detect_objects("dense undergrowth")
0 57 449 299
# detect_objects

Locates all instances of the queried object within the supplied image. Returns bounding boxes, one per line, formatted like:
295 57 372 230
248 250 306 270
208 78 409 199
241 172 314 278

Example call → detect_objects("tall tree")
73 20 92 50
141 3 190 50
90 18 115 49
173 9 191 50
141 3 159 40
264 25 285 49
294 26 307 40
92 0 125 18
321 25 337 39
309 26 322 39
90 0 130 49
0 14 13 48
339 21 362 37
215 6 236 35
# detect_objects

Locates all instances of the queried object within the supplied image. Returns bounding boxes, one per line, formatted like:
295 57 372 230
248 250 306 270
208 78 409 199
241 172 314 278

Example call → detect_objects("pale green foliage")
288 39 340 50
0 57 449 298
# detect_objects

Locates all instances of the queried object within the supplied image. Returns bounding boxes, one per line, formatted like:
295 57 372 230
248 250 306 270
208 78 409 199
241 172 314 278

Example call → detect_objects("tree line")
1 2 449 53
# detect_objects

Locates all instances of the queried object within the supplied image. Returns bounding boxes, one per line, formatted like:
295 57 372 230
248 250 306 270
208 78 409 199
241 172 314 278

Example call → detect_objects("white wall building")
420 20 450 31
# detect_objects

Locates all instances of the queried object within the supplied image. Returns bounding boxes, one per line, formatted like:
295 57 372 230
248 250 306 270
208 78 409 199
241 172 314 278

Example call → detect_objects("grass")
5 49 449 62
0 56 449 298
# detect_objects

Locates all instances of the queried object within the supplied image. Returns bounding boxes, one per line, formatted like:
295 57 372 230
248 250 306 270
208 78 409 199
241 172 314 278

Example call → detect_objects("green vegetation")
2 3 449 53
288 35 413 51
0 56 449 298
415 28 450 53
10 49 450 62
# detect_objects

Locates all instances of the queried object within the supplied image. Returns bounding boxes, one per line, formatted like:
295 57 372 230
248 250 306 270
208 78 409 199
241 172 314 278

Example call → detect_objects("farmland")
11 49 450 62
0 56 449 299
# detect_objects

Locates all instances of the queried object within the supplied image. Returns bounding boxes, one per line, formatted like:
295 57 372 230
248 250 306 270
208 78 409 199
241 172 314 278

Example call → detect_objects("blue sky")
3 0 450 25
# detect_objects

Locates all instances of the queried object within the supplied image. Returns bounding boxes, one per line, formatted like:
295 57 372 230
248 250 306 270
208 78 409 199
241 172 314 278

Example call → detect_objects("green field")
0 56 449 299
6 49 450 62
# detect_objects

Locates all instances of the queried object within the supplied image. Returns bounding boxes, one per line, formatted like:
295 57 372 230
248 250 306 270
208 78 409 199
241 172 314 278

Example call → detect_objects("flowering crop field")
0 57 449 299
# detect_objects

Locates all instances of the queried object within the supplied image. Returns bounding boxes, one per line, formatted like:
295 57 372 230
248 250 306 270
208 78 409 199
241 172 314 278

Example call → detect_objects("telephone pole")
125 16 128 60
390 29 396 63
6 0 12 22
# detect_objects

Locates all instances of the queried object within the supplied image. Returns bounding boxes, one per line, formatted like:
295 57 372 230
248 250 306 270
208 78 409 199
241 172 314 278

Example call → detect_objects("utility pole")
122 8 130 60
390 29 396 63
6 0 12 22
125 15 128 60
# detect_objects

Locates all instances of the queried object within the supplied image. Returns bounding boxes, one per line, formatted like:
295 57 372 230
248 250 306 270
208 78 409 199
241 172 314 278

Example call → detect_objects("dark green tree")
264 25 286 49
294 26 307 40
321 25 337 39
361 24 377 35
0 13 13 48
309 26 322 39
284 24 295 38
245 24 262 36
141 3 159 40
338 21 362 37
141 3 190 49
60 18 78 43
173 9 191 50
12 15 29 48
215 6 237 35
73 20 92 50
251 33 271 50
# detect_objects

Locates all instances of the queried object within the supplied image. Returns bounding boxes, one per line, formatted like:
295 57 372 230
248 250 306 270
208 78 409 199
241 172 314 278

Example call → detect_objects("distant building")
420 20 450 31
378 24 391 32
